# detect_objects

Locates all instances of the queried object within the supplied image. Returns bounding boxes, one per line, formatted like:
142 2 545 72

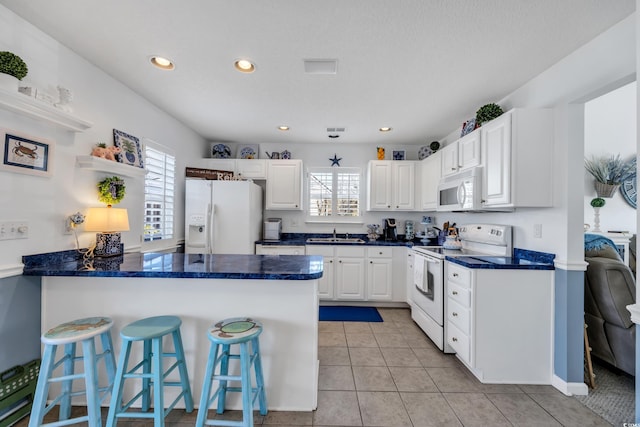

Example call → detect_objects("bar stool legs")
196 317 267 427
29 317 116 427
106 315 193 427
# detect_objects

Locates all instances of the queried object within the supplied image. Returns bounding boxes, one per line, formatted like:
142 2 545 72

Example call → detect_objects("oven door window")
415 255 440 302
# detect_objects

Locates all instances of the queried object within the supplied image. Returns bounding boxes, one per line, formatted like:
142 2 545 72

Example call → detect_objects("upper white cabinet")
195 159 267 179
441 130 480 177
266 159 303 210
420 151 441 211
367 160 416 211
480 109 553 208
236 159 267 179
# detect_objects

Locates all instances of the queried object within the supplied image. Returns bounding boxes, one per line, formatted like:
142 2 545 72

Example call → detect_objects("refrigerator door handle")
209 204 216 253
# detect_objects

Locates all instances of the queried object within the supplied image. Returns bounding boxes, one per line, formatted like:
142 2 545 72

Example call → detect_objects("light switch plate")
0 221 29 240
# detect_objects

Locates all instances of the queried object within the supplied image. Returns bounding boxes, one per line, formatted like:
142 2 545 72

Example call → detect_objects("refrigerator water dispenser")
187 214 207 248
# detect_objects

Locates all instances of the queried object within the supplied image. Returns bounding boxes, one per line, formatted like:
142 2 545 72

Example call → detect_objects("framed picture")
237 144 259 159
0 128 54 177
392 150 406 161
210 142 233 158
113 129 144 168
461 118 476 137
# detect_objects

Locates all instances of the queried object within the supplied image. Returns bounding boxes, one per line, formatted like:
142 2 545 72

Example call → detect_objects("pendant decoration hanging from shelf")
329 153 342 167
97 176 126 205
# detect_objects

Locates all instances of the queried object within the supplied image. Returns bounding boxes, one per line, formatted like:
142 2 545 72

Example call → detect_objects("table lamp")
84 206 130 257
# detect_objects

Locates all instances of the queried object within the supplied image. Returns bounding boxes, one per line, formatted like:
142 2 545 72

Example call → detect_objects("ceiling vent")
304 59 338 75
327 127 345 139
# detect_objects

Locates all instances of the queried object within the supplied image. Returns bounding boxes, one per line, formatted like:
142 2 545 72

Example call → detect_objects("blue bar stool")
106 315 194 427
29 316 116 427
196 317 267 427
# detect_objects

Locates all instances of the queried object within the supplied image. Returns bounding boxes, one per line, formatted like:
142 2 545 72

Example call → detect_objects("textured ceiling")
0 0 635 145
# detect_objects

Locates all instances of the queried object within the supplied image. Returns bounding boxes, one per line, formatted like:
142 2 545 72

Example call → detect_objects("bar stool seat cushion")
120 315 182 340
41 316 113 345
208 317 262 344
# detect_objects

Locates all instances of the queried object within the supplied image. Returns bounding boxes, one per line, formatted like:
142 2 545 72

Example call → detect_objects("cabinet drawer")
448 282 471 307
447 263 471 287
305 246 334 257
447 298 470 335
336 246 366 258
366 247 393 258
447 322 470 365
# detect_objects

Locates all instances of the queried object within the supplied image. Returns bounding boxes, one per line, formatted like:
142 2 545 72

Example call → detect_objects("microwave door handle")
457 182 466 208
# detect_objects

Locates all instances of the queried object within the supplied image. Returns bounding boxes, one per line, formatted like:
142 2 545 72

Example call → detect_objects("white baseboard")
552 374 588 396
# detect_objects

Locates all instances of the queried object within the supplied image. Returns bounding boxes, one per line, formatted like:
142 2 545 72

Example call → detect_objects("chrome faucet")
333 228 337 239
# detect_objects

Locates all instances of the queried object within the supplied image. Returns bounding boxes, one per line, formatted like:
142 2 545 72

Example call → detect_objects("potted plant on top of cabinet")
475 103 503 126
0 51 28 91
584 154 635 198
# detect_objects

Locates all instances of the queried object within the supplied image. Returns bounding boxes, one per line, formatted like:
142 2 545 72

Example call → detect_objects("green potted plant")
0 51 28 91
475 103 503 126
590 197 605 232
584 154 635 198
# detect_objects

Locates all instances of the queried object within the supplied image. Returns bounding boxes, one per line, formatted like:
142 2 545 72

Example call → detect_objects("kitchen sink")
306 237 366 244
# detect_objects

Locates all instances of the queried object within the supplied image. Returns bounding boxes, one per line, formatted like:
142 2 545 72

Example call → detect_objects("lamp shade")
84 207 130 232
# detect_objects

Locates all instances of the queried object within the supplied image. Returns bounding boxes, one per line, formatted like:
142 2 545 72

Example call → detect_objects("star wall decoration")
330 153 342 167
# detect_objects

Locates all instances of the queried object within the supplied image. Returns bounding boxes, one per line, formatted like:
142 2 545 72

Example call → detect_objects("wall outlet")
0 221 29 240
290 218 299 228
533 224 542 238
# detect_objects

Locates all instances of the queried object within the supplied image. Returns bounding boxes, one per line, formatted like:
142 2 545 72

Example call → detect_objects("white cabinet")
366 247 393 300
445 261 553 384
440 131 480 177
266 159 303 210
367 160 416 211
194 159 267 180
236 159 267 179
335 246 366 300
480 109 553 208
420 151 440 211
305 246 334 299
255 245 305 255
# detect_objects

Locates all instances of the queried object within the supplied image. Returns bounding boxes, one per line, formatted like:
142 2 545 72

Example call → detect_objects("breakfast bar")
22 251 323 411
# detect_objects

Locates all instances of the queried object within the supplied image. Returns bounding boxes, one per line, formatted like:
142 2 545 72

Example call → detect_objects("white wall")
0 5 206 270
583 81 637 233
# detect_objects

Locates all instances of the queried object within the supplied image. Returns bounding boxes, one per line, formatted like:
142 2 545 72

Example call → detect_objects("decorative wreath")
97 176 126 205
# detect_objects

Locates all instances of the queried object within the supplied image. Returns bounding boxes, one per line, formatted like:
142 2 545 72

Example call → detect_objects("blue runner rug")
319 306 383 322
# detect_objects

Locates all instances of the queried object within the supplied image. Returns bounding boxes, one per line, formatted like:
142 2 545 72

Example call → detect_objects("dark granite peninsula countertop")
445 248 555 270
22 251 323 280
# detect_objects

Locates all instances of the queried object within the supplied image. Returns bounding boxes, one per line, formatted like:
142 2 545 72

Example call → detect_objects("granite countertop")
257 232 426 247
22 251 324 280
445 248 555 270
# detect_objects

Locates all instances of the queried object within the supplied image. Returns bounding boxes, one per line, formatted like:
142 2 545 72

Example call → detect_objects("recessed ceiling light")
379 127 392 132
278 126 290 131
234 59 255 73
149 56 175 70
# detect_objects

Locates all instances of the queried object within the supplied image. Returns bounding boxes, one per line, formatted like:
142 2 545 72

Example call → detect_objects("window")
143 143 175 243
308 167 360 220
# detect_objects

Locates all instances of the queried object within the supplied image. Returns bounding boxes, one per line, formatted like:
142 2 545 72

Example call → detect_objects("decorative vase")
594 182 620 198
592 207 601 232
0 73 19 92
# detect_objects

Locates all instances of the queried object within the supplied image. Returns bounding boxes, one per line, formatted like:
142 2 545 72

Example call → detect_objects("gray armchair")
584 234 636 376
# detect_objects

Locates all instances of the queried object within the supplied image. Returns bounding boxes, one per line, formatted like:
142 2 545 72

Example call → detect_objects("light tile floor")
17 308 614 426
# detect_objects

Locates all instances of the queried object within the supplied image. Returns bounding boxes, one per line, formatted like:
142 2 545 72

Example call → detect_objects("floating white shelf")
0 88 93 132
76 155 146 177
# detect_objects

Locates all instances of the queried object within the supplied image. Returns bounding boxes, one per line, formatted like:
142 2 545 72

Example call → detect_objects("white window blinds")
144 146 175 241
309 168 360 217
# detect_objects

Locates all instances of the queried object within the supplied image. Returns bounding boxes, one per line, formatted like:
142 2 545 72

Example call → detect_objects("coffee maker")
382 218 398 241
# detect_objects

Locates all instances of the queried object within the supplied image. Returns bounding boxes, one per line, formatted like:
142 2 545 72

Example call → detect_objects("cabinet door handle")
379 251 383 255
339 260 342 263
387 205 391 208
370 261 373 264
452 312 458 317
329 260 333 263
452 337 458 342
451 167 456 171
452 290 458 295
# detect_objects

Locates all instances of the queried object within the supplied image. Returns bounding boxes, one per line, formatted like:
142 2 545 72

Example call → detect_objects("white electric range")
411 224 512 352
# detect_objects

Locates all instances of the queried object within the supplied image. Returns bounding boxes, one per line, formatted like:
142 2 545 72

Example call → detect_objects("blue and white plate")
418 146 432 160
240 147 256 159
211 143 232 158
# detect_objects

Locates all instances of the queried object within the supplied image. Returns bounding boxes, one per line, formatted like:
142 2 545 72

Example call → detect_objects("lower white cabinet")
255 245 305 255
366 247 393 300
307 245 402 301
445 261 553 384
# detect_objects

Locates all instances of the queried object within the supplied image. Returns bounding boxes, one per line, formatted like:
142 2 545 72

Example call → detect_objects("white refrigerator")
185 180 263 254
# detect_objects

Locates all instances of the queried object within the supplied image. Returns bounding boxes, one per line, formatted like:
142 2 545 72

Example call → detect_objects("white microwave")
436 166 483 211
